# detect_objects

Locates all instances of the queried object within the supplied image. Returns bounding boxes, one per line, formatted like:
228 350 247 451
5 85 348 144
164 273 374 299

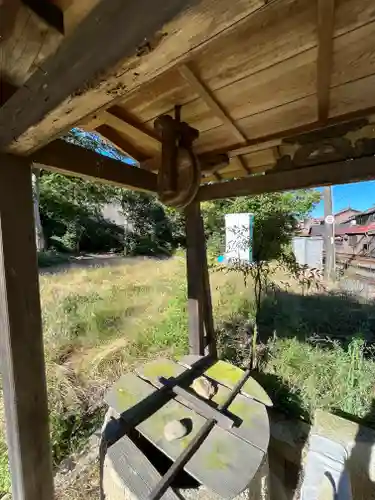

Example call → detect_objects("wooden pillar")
0 154 54 500
184 201 217 357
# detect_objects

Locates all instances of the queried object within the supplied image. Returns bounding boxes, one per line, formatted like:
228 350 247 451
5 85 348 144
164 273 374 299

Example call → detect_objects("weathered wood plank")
5 0 375 157
107 435 180 500
317 0 335 122
179 64 247 143
22 0 64 33
0 2 62 86
179 356 273 407
0 0 21 41
129 16 375 141
31 139 157 191
136 360 235 430
185 202 204 356
192 0 375 92
103 109 161 155
185 202 216 356
5 0 267 154
106 373 264 499
0 154 54 500
0 0 195 151
199 217 216 357
196 68 375 154
197 156 375 200
138 358 270 452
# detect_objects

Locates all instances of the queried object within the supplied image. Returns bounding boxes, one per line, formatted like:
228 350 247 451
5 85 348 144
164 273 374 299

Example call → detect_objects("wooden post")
185 201 217 357
0 154 54 500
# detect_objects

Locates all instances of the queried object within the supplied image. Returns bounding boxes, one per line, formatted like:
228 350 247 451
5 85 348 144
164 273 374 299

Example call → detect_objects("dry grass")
5 256 374 499
56 462 100 500
0 256 248 495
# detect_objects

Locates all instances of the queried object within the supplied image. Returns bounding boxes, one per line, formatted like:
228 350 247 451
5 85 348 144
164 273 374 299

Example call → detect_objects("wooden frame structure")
2 0 375 498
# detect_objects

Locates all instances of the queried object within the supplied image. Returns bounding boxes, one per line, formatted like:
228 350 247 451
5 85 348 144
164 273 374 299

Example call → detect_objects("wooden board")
105 373 264 499
4 0 266 154
31 140 157 192
197 155 375 200
136 358 270 452
122 2 375 130
0 154 54 500
0 0 196 151
0 2 62 86
179 355 273 407
107 434 180 500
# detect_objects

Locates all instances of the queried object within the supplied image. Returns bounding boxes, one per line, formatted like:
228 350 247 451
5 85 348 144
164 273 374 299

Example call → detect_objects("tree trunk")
31 168 45 252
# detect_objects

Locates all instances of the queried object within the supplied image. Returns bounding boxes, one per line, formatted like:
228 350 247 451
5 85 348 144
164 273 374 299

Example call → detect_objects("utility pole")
323 186 335 280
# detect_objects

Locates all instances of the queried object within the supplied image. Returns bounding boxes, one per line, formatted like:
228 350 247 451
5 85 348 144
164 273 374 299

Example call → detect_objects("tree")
32 168 46 251
201 190 320 262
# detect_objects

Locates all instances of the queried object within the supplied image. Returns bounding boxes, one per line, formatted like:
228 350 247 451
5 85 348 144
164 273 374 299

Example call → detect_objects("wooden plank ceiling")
2 0 375 189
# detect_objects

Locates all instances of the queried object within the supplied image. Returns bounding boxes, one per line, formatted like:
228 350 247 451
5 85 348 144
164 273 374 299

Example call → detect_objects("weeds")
1 256 375 497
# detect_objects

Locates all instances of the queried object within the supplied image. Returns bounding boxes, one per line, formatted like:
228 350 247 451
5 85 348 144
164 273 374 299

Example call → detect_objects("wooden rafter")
0 0 192 151
317 0 335 122
179 64 248 173
198 156 375 200
31 140 157 192
103 110 161 154
230 156 250 174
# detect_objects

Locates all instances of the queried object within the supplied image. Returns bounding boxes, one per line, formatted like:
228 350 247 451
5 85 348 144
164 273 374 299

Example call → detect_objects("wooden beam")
0 0 21 42
141 152 229 174
0 154 54 500
185 202 204 355
103 110 161 154
317 0 335 122
229 139 282 158
0 79 17 106
0 0 193 151
31 140 157 191
198 156 375 200
22 0 64 33
185 201 216 356
179 64 247 144
6 0 267 155
230 156 250 173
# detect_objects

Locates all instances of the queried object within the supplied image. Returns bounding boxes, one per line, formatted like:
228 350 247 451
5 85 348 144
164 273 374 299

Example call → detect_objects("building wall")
335 209 361 225
335 233 375 257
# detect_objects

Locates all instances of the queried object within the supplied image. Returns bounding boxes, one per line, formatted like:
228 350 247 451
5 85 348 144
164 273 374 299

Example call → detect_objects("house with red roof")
335 206 375 257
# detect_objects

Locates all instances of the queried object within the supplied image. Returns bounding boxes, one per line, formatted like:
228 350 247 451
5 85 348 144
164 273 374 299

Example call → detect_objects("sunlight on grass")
0 257 249 494
1 257 375 497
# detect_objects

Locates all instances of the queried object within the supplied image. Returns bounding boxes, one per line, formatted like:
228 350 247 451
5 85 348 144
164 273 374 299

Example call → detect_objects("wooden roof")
2 0 375 195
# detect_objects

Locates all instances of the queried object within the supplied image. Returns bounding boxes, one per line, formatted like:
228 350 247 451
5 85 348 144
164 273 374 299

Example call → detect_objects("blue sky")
311 180 375 217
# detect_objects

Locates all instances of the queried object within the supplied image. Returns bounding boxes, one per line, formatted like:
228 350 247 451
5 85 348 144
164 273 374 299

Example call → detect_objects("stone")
192 376 216 400
164 419 190 441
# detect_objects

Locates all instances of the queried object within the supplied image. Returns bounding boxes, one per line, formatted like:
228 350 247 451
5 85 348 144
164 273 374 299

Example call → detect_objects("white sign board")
325 215 335 224
225 213 254 263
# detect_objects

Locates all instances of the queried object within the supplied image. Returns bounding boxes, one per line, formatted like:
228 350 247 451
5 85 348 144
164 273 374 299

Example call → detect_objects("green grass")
262 336 375 424
1 257 375 497
0 257 249 494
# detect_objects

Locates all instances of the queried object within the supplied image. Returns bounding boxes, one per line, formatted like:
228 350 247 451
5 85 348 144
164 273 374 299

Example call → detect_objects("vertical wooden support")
0 154 54 500
185 201 217 357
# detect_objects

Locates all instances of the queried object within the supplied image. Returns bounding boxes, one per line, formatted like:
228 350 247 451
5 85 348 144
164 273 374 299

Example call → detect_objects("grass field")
1 256 375 496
